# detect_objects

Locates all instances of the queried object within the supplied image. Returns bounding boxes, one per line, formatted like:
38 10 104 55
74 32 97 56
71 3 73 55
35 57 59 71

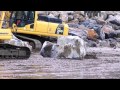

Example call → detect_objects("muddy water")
0 47 120 79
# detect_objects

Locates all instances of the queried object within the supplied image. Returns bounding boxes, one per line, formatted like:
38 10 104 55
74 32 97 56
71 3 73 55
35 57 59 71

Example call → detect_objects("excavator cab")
10 11 69 37
9 11 35 27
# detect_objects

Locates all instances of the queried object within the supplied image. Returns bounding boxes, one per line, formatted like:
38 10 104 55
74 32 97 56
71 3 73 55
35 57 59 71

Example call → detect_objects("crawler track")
15 34 42 52
0 44 31 59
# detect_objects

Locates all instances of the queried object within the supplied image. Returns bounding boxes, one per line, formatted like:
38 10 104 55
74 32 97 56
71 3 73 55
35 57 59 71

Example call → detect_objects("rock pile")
66 11 120 48
39 11 120 59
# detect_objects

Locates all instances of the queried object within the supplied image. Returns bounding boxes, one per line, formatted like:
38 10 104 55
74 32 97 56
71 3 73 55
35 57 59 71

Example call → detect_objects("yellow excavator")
0 11 31 59
0 11 100 53
9 11 69 51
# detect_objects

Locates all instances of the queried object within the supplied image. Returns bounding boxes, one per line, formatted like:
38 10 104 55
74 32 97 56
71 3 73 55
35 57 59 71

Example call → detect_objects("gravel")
0 47 120 79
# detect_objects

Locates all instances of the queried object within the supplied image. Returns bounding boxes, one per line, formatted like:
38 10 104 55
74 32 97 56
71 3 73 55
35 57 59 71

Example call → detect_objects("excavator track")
0 43 31 59
14 34 42 52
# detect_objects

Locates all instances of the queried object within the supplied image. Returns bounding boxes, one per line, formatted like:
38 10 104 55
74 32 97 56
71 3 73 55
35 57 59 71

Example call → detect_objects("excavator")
8 11 69 51
7 11 101 51
0 11 31 59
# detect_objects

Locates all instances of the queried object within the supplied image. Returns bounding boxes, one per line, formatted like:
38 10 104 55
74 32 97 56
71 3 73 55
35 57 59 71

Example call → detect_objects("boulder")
69 25 98 41
68 15 74 21
98 39 117 48
116 42 120 48
101 25 114 38
81 19 97 27
107 15 120 30
98 39 110 47
69 27 88 40
108 22 120 30
94 26 105 40
56 36 87 59
109 30 120 38
40 36 87 60
86 40 98 47
68 23 80 28
87 29 98 41
59 11 68 22
95 17 106 25
115 38 120 48
114 30 120 38
109 38 117 48
40 41 54 57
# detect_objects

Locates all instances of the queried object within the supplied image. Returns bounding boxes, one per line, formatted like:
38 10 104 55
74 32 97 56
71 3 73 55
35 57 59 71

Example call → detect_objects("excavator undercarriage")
0 43 31 59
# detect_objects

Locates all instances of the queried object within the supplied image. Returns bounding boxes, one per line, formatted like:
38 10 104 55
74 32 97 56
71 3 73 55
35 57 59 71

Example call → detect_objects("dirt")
0 47 120 79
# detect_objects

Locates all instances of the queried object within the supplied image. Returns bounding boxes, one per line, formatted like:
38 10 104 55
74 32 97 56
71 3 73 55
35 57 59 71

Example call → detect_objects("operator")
15 11 25 26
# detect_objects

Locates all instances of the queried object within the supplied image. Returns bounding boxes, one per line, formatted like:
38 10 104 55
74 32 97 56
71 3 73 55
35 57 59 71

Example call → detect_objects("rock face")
40 36 86 60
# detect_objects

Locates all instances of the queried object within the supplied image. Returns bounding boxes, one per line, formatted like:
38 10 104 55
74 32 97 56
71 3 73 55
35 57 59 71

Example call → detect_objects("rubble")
40 36 86 60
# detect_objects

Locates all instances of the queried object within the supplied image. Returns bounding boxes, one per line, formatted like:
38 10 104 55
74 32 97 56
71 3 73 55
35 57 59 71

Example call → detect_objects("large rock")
40 41 54 57
40 36 87 60
109 30 120 38
58 11 68 22
69 27 88 40
114 30 120 38
98 39 117 48
69 25 98 41
101 25 114 38
86 40 98 47
68 15 74 21
87 29 98 41
56 36 87 59
98 40 110 47
107 15 120 30
68 23 80 28
81 19 104 40
95 17 106 25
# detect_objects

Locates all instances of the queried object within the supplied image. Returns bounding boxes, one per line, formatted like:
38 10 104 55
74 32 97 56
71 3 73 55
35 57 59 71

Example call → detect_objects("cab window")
38 15 48 22
49 18 62 24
